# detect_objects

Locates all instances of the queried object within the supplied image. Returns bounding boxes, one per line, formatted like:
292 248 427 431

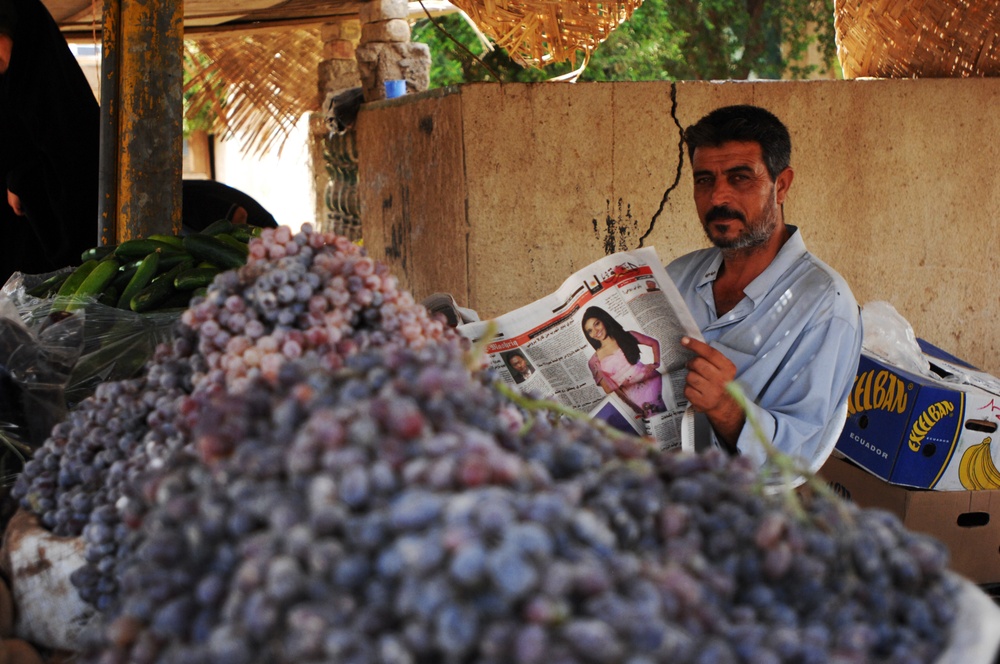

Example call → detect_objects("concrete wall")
357 79 1000 374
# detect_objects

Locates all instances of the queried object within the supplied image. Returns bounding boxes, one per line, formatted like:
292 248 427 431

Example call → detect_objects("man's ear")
775 167 794 204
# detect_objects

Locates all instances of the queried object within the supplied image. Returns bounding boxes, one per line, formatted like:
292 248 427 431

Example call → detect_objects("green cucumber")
80 245 117 263
111 262 140 292
26 271 72 298
228 225 253 243
182 234 246 270
174 266 220 291
147 234 185 250
113 239 184 260
130 259 193 313
117 251 160 309
65 258 121 311
98 285 120 308
215 232 250 256
200 218 234 236
157 252 195 272
56 260 99 299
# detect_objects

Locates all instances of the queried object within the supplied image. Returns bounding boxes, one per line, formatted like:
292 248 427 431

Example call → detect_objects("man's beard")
704 198 780 254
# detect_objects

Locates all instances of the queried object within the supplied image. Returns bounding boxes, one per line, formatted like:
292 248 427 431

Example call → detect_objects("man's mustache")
705 206 746 223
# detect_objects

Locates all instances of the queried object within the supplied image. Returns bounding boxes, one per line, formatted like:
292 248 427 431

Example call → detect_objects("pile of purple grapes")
10 226 962 664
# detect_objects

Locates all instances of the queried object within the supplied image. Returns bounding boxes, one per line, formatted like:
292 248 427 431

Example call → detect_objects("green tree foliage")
411 0 838 85
182 45 228 137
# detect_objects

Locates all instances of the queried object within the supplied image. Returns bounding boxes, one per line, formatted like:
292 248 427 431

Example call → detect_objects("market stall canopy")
44 0 461 155
44 1 366 157
46 0 361 35
835 0 1000 78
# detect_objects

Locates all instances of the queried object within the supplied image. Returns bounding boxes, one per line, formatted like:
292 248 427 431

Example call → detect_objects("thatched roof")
48 1 359 156
49 1 361 33
47 0 640 153
447 0 641 68
835 0 1000 78
184 28 324 156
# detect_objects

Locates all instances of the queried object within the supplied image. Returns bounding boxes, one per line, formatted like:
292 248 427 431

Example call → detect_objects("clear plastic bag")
860 300 934 378
0 271 181 448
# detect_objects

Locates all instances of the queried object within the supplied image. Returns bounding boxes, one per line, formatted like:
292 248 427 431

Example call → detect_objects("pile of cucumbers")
28 219 257 314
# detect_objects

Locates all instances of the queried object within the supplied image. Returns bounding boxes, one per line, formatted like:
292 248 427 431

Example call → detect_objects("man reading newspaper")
667 104 863 474
455 105 862 472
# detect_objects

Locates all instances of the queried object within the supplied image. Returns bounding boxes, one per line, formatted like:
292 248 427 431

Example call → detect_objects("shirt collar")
693 225 806 306
744 225 805 305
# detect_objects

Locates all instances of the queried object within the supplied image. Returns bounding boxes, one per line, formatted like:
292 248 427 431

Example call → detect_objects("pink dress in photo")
589 350 666 417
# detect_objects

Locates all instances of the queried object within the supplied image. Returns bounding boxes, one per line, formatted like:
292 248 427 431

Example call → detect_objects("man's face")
691 141 791 253
510 355 528 374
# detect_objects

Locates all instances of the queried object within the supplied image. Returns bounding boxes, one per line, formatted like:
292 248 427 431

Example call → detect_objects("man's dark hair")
684 105 791 180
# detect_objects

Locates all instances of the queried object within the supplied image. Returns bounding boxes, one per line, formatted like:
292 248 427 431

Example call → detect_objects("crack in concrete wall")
591 82 686 255
639 82 684 248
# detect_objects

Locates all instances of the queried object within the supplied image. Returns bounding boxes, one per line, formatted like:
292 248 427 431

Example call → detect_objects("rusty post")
97 0 120 247
106 0 184 243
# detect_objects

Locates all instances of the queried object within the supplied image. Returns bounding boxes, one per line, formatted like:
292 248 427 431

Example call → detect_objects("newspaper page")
457 247 704 451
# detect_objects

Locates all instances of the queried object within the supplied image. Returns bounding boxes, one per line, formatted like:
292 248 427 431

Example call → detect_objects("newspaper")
458 247 704 451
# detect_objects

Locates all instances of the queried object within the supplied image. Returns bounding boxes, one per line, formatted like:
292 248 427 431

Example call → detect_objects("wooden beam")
96 0 119 245
99 0 184 243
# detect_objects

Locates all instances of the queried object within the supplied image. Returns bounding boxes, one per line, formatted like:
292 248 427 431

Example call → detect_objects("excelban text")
848 369 908 416
908 400 955 452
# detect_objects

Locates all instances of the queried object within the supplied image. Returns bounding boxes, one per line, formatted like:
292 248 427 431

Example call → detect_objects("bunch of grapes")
83 342 960 664
12 225 463 614
181 224 459 394
10 328 203 611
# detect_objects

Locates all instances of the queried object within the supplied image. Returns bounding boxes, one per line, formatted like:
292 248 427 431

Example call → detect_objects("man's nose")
709 180 734 207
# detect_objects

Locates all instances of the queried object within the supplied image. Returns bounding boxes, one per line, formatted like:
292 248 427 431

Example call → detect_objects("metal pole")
97 0 120 247
114 0 184 242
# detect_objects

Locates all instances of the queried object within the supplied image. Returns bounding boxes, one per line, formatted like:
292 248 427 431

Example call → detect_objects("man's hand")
7 189 23 216
681 336 745 452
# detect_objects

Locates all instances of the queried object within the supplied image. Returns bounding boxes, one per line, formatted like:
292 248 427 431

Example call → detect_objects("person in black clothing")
0 0 100 284
181 179 278 234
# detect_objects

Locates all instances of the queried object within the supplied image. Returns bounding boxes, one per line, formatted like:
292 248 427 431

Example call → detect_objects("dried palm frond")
835 0 1000 78
445 0 643 68
184 28 323 157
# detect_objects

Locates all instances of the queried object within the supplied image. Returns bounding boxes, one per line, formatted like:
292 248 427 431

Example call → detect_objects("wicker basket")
448 0 642 67
835 0 1000 78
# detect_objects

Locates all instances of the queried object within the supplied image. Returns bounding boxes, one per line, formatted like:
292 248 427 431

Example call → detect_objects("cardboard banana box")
819 453 1000 584
836 339 1000 491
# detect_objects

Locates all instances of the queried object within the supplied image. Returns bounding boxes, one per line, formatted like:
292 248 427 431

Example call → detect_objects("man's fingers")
683 336 737 381
681 336 727 365
684 370 720 407
686 356 727 385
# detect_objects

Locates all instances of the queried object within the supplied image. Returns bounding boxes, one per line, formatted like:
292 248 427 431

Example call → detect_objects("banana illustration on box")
958 436 1000 490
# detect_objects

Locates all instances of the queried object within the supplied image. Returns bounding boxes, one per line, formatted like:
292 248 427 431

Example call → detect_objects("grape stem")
462 320 497 374
725 381 853 525
0 428 30 488
494 380 649 444
464 322 651 444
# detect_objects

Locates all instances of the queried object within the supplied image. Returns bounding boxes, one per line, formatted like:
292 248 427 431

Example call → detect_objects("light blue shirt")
667 226 863 471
